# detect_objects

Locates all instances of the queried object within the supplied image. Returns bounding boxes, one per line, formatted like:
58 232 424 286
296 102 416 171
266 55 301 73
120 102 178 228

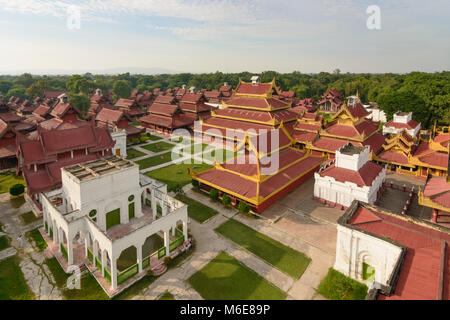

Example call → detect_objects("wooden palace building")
190 77 324 213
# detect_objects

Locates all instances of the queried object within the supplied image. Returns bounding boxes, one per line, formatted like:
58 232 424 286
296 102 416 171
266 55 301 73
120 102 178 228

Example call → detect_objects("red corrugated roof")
348 206 450 300
320 161 383 187
385 120 420 130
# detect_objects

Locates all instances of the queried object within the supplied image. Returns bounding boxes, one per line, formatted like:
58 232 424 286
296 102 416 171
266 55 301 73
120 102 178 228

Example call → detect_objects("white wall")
335 147 370 171
334 224 403 286
314 167 386 207
111 130 127 158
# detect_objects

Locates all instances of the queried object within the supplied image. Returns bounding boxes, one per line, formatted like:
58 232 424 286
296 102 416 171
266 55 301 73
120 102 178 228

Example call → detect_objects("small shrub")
146 132 151 137
9 184 25 196
147 269 153 277
209 189 219 201
238 201 250 214
140 135 149 143
222 194 231 206
131 138 140 144
164 257 172 265
191 179 199 188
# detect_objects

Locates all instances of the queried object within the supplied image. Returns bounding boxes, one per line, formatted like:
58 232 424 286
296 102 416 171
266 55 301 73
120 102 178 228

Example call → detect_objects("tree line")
0 70 448 128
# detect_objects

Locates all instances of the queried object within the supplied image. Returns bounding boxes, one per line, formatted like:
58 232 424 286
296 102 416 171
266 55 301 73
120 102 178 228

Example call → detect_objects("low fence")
117 263 139 285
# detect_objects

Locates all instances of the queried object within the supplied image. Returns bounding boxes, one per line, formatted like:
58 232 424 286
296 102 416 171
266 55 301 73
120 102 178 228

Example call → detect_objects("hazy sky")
0 0 449 74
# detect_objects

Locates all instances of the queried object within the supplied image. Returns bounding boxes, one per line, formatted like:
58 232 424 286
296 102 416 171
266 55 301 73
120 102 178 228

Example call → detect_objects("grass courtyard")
26 228 47 252
0 256 34 300
0 235 10 251
19 211 41 226
317 268 368 300
215 219 311 279
0 172 25 194
145 162 212 192
126 148 146 159
135 152 172 170
175 194 218 223
188 252 286 300
141 141 175 153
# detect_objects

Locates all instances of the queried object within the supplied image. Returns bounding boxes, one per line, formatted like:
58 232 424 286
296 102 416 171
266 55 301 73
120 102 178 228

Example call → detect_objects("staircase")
151 263 167 276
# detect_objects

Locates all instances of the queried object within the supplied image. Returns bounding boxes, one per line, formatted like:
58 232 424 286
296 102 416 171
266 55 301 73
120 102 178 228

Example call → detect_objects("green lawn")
141 141 174 153
63 273 110 300
19 211 41 226
147 134 163 141
0 172 25 194
10 196 26 209
188 252 286 300
126 148 146 159
158 291 175 300
0 256 34 300
45 257 69 288
135 152 172 170
0 235 10 251
317 268 368 300
26 228 47 252
215 219 311 279
175 194 218 223
204 148 237 163
145 162 213 192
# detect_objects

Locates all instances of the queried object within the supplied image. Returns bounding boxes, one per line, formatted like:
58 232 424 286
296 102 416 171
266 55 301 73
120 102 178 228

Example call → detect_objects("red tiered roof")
385 120 420 130
319 161 383 187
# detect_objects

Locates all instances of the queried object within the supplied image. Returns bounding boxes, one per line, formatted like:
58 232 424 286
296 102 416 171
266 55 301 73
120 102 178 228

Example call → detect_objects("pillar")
183 221 188 241
164 229 170 256
84 237 88 258
93 241 98 266
137 244 143 273
162 204 168 217
111 257 118 290
67 239 73 265
431 209 438 223
53 223 58 243
172 226 176 237
58 229 63 253
101 250 106 277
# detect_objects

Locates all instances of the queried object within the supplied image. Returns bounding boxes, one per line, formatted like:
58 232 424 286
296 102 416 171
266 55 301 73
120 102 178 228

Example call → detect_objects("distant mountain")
0 67 180 76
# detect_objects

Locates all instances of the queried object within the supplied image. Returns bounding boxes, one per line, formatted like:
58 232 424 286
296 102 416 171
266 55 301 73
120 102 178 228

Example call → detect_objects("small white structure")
364 103 387 123
334 202 404 290
314 143 386 208
110 127 127 158
383 111 421 138
41 156 188 291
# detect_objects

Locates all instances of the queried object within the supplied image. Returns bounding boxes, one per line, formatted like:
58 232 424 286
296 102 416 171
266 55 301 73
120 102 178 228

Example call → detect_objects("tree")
0 80 12 95
113 80 131 99
6 86 26 99
209 189 219 201
14 73 34 88
68 93 90 114
222 194 231 206
9 184 25 196
25 79 50 98
238 201 250 213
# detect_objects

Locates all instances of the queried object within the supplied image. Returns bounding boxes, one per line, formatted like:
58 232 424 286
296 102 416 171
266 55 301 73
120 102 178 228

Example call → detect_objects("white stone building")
334 201 450 300
314 143 386 209
364 103 387 123
382 111 421 138
110 127 127 158
41 156 188 292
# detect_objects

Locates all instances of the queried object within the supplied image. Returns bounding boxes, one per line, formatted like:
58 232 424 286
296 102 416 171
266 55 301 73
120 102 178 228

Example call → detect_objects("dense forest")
0 70 449 128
